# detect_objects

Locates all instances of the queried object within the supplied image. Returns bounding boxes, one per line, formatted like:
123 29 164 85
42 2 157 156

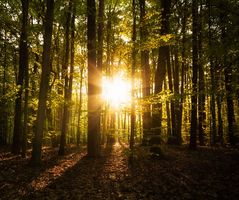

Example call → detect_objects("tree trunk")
87 0 101 157
97 0 104 73
152 0 171 136
12 0 29 154
208 0 216 146
219 1 235 146
173 48 182 144
130 0 136 150
97 0 104 145
0 32 8 145
198 1 205 146
21 47 29 158
139 0 151 145
31 0 54 165
59 0 72 156
77 68 84 147
190 0 198 150
178 1 187 145
217 89 224 145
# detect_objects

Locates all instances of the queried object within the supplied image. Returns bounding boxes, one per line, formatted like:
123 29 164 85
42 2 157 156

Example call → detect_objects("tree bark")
139 0 151 145
152 0 171 136
178 1 188 145
21 45 29 158
198 1 206 146
12 0 29 154
220 3 236 146
130 0 136 150
87 0 101 157
97 0 104 144
190 0 198 150
77 68 84 147
59 0 72 156
0 32 8 145
208 0 216 146
173 48 182 144
31 0 54 165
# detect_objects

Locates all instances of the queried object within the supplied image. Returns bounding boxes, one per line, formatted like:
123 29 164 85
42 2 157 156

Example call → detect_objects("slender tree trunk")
59 0 73 155
87 0 101 157
190 0 198 150
12 0 29 154
130 0 136 150
0 32 8 145
173 48 182 144
21 49 29 158
77 68 84 147
59 1 72 155
198 1 205 146
219 3 236 146
54 29 61 148
208 0 216 146
165 81 171 138
106 9 112 77
97 0 104 73
217 91 224 145
167 48 176 140
139 0 151 145
69 2 76 144
178 2 187 144
97 0 104 144
105 7 113 143
224 65 235 146
31 0 54 165
69 1 75 107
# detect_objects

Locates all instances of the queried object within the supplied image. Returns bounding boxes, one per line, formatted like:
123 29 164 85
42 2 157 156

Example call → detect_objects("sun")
102 74 131 109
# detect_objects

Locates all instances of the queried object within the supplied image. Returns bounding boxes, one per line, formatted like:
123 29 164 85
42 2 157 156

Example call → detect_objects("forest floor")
0 143 239 200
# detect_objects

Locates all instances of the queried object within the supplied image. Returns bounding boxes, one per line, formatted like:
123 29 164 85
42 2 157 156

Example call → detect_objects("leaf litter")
0 144 239 199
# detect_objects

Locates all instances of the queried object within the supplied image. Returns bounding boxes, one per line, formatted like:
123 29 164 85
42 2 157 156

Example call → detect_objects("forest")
0 0 239 199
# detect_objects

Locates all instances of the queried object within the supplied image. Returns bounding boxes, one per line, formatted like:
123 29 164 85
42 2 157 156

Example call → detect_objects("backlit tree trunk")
31 0 54 165
97 0 104 144
87 0 101 157
139 0 151 145
130 0 136 150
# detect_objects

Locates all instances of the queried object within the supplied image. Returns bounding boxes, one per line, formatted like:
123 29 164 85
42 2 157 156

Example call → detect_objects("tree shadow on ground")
23 146 115 200
0 146 86 199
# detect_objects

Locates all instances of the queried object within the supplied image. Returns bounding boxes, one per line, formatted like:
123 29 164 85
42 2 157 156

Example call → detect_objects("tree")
130 0 136 150
190 0 198 150
198 0 206 146
178 0 189 146
220 1 236 146
59 0 72 156
31 0 55 165
87 0 101 157
12 0 29 155
208 0 216 145
139 0 151 145
97 0 104 144
153 0 171 136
